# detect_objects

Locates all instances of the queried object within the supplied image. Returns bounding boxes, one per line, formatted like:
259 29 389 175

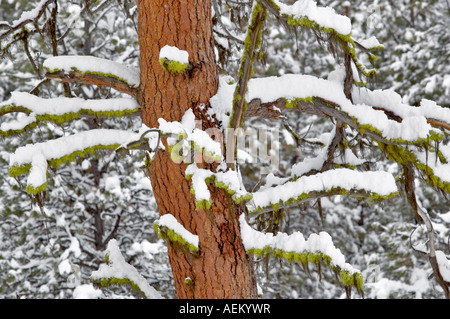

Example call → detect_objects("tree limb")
44 69 139 98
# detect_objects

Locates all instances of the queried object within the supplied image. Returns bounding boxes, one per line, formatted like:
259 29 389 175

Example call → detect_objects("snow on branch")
248 168 398 214
159 45 190 74
245 73 446 145
43 56 140 98
154 214 199 253
0 0 56 40
90 239 163 299
239 214 364 295
9 129 141 194
185 163 252 210
0 92 140 136
379 142 450 195
270 0 351 36
158 109 223 164
261 0 377 79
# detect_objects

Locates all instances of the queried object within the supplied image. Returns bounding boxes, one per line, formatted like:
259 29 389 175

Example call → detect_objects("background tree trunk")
137 0 257 299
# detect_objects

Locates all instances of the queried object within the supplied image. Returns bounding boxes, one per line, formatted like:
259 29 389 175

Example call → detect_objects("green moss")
340 270 355 287
246 244 364 292
378 142 450 194
9 163 31 178
90 276 147 299
154 222 199 254
10 144 121 182
284 97 313 109
0 102 139 137
26 182 47 195
195 199 212 211
159 58 189 74
184 277 193 286
46 66 138 88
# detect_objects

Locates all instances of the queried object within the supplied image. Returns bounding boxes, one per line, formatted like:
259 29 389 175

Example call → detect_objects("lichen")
246 246 364 292
26 182 48 195
90 276 147 299
159 58 189 74
0 103 139 137
153 222 199 254
10 144 122 195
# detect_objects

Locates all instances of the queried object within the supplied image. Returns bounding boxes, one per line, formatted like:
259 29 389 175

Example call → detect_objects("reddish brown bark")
137 0 257 299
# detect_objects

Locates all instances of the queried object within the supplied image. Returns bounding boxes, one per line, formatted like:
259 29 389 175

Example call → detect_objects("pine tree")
1 0 449 299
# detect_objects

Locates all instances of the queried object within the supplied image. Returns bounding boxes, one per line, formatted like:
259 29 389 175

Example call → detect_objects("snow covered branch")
0 92 140 137
260 0 377 80
245 74 446 145
9 129 142 194
248 168 398 214
243 72 450 198
154 214 199 254
90 239 163 299
43 56 140 98
239 214 364 296
185 163 252 210
0 0 56 41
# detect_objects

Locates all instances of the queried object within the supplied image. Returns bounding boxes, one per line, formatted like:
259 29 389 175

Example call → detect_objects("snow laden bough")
240 214 364 296
151 212 364 296
154 214 199 254
0 92 140 137
90 239 163 299
249 168 398 214
8 129 143 194
43 55 140 92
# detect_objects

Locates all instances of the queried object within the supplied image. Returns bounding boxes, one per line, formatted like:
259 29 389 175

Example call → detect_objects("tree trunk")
137 0 257 299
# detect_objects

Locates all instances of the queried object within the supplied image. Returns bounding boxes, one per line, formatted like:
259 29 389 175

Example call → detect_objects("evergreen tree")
1 0 449 299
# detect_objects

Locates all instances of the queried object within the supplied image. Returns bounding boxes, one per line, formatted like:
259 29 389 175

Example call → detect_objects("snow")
10 129 141 190
26 153 47 189
155 214 199 250
185 163 214 203
359 36 384 49
0 0 51 27
43 55 140 88
353 87 450 127
209 75 236 129
239 214 359 274
58 259 72 276
158 109 223 162
435 250 450 283
1 91 139 116
247 73 440 143
91 239 163 299
250 168 397 212
247 73 348 107
10 129 140 168
73 284 103 299
185 163 250 204
0 92 139 133
159 45 189 64
273 0 352 36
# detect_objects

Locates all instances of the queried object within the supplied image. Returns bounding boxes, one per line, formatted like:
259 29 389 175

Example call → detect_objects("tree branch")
44 70 139 98
0 0 56 40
